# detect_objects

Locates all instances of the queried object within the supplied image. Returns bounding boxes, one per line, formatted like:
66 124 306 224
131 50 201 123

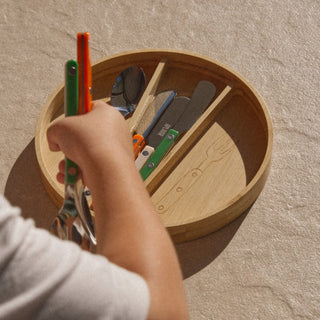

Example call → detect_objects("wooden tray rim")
35 48 273 240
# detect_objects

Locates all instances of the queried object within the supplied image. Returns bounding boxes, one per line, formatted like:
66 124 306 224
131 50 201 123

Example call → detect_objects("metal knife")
133 90 176 158
174 80 216 133
144 96 190 149
139 80 216 179
140 129 179 180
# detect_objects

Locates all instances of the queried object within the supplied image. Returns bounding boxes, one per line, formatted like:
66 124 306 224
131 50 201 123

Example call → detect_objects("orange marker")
77 32 92 114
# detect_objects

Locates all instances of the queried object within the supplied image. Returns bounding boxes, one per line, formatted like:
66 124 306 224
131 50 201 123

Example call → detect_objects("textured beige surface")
1 1 319 319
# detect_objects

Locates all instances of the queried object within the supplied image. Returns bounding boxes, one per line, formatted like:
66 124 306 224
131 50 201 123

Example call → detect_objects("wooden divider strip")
127 59 167 134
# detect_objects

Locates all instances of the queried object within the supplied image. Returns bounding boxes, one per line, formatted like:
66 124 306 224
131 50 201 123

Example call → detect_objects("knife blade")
144 96 190 149
174 80 216 133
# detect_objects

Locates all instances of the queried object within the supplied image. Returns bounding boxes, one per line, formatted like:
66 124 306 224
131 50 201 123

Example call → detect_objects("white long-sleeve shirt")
0 195 149 320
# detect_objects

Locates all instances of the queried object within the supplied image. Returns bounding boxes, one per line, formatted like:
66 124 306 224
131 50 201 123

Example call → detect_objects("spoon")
111 65 146 117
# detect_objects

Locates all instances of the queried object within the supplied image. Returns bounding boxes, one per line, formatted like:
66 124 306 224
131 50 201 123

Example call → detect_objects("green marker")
51 60 79 240
140 129 179 180
65 60 79 185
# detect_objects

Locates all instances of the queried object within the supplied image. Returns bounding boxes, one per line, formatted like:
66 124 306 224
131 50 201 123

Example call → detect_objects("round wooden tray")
35 49 273 243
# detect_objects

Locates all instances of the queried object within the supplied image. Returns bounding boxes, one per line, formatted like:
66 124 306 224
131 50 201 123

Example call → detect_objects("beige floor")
1 1 319 319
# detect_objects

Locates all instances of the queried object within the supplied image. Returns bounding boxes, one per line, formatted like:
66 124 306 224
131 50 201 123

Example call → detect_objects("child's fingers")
56 172 65 184
47 120 63 152
56 159 65 184
59 159 66 174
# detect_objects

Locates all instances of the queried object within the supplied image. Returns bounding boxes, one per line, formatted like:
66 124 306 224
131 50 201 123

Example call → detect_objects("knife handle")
65 60 79 185
142 90 176 138
140 129 179 181
133 134 146 158
135 145 154 171
77 32 92 114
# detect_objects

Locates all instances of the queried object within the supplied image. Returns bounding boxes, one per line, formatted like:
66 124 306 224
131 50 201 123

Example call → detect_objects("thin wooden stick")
127 59 167 134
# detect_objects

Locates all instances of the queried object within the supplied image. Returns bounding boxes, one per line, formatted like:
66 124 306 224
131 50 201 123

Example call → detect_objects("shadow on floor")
4 138 57 230
5 138 252 279
175 207 250 279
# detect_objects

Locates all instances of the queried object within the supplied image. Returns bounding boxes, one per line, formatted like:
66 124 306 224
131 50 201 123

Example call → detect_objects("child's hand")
56 159 66 184
47 100 134 187
47 101 189 319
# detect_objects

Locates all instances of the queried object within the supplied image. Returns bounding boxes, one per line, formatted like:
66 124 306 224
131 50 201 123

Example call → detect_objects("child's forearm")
86 151 189 319
47 102 189 319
